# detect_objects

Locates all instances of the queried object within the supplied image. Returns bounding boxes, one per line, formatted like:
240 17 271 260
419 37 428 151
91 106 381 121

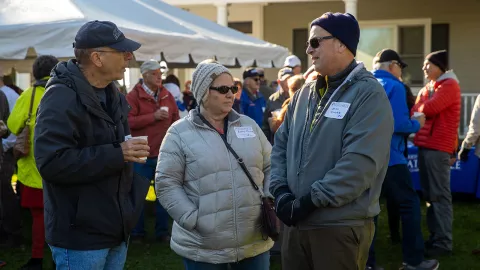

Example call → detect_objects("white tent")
0 0 289 68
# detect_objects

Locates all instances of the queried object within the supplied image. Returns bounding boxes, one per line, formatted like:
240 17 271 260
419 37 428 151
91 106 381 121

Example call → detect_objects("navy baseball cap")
243 68 259 79
73 20 141 52
374 49 408 68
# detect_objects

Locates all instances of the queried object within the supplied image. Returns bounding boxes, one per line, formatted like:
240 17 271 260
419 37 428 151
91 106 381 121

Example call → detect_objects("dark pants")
368 165 425 266
282 220 374 270
183 252 269 270
418 148 453 251
367 216 378 267
131 157 169 238
0 151 21 242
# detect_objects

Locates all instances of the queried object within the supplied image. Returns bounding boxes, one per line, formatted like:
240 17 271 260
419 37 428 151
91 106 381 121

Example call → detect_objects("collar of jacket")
189 107 241 131
434 70 460 85
371 69 401 82
309 62 370 96
48 59 120 125
133 83 169 101
315 59 358 94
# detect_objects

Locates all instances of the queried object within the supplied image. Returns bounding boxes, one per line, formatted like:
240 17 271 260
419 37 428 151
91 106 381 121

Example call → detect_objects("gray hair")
373 61 392 71
74 47 102 65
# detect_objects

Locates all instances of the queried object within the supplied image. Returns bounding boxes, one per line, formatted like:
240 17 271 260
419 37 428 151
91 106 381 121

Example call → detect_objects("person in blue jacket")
240 68 266 126
368 49 439 270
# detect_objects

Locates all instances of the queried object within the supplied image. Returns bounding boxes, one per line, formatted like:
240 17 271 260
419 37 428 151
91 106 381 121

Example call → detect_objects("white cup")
413 112 424 117
160 106 169 112
129 136 148 160
271 109 282 119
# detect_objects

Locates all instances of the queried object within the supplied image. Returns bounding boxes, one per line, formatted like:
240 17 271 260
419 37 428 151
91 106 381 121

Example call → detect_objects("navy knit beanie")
426 50 448 72
310 12 360 56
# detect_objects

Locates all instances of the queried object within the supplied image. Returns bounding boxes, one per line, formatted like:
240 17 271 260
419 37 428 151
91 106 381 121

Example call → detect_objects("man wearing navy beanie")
270 12 394 269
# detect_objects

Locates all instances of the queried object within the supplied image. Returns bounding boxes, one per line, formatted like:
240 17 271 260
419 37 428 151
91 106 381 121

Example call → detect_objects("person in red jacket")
411 50 460 258
126 60 179 243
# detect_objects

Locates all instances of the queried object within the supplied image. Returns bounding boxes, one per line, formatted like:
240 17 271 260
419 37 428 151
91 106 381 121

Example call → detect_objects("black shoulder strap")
196 109 259 191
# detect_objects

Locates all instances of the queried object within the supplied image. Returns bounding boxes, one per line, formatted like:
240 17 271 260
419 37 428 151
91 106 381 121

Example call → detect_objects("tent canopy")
0 0 289 68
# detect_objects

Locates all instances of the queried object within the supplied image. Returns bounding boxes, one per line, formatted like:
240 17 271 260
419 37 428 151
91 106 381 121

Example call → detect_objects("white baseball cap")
140 60 161 74
284 55 301 68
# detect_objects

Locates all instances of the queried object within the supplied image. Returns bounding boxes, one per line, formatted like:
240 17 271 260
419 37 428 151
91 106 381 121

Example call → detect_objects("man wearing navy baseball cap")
270 12 395 269
34 20 150 269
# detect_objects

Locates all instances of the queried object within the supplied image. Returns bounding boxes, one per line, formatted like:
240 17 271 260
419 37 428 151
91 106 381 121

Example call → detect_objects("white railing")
460 94 479 139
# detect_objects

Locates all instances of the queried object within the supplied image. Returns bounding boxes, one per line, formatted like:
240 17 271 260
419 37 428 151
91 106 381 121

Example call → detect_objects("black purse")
197 111 280 241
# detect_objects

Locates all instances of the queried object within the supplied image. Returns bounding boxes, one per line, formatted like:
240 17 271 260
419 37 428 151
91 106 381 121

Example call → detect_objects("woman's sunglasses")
209 85 239 94
306 36 335 49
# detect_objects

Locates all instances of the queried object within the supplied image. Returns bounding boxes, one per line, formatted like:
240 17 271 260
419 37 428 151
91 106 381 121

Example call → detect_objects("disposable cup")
129 136 148 160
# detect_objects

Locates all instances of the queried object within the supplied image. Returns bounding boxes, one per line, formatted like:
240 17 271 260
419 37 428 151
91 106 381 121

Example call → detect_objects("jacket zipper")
224 127 239 261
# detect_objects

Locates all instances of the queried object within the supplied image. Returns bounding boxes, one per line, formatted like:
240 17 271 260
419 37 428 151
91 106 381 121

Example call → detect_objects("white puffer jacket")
155 109 273 264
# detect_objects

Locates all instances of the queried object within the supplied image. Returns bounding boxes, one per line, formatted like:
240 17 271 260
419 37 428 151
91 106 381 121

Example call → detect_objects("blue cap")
243 67 259 79
73 20 141 52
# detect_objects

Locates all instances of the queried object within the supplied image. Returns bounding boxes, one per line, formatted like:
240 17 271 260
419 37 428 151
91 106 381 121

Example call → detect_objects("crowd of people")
0 10 474 270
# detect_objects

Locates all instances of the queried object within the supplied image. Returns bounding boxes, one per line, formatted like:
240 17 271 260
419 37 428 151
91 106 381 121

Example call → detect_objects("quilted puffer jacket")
155 108 273 264
412 71 461 154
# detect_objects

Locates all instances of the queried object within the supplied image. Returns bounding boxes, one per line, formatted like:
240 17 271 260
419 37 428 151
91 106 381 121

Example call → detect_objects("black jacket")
34 60 148 250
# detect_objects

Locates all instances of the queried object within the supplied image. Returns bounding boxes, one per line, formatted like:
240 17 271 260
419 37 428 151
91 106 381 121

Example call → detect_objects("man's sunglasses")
209 85 239 94
306 36 335 49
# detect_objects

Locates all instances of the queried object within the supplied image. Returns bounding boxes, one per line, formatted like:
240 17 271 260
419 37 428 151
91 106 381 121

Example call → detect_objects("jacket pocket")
73 192 123 237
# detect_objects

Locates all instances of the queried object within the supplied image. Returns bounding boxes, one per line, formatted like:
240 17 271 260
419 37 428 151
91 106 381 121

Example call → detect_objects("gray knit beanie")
191 59 231 103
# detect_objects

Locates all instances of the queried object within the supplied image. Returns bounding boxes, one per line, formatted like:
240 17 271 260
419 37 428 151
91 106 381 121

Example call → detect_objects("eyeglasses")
306 36 335 49
391 61 405 69
95 50 132 59
209 85 239 94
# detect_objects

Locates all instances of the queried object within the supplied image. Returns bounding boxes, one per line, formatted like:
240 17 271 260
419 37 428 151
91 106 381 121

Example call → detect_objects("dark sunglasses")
306 36 335 49
209 85 239 94
392 61 406 69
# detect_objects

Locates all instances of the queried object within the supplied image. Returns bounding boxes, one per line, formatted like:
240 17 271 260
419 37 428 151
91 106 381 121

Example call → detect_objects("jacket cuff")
412 119 421 133
273 186 292 199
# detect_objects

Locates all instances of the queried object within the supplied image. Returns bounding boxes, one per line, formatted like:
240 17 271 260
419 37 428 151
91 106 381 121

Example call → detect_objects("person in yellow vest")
8 55 58 270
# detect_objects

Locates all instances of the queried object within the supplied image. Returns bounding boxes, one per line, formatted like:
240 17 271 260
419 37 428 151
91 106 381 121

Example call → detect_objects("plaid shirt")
142 83 158 101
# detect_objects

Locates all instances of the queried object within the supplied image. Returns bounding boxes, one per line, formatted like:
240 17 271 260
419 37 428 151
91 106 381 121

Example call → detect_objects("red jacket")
412 72 461 154
126 83 179 158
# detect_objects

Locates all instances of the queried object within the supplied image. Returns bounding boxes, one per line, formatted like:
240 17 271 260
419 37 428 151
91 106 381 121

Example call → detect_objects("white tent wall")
0 0 289 67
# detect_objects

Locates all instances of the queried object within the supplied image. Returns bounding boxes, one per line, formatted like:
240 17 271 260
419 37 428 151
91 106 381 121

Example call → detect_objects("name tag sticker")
325 102 351 119
234 126 256 139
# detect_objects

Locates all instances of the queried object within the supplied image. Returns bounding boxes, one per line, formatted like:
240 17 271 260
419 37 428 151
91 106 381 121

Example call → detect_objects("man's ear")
90 51 103 68
336 40 347 54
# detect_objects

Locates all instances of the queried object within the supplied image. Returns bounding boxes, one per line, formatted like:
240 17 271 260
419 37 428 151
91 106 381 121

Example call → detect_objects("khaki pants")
281 220 374 270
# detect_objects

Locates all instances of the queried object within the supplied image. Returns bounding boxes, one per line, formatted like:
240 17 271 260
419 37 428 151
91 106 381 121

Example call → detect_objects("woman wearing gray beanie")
155 59 273 269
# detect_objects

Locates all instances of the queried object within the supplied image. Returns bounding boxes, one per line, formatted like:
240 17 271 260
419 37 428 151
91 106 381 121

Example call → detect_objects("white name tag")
234 126 256 138
325 102 351 119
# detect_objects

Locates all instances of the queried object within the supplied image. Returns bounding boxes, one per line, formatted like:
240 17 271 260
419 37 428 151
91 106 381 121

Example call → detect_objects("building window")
357 19 432 90
431 23 449 60
228 22 252 34
292 28 308 73
399 26 425 86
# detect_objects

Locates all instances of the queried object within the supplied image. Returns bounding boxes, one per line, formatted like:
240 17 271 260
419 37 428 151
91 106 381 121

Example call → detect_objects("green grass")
2 198 480 269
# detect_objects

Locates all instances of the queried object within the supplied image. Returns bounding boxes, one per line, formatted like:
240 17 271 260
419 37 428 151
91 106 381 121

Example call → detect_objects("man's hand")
412 114 426 128
458 148 470 162
154 109 169 121
275 193 295 226
274 192 317 226
0 120 7 137
120 138 150 163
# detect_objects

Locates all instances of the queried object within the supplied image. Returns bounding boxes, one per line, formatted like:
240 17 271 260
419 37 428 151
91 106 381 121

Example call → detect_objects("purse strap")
25 86 37 125
196 108 262 194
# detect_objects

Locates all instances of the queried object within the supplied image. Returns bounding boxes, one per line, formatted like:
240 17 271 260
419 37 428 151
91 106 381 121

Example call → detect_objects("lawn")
2 197 480 269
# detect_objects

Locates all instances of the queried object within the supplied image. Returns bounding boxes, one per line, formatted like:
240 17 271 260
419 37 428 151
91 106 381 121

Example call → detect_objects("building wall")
264 0 480 92
176 4 267 83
